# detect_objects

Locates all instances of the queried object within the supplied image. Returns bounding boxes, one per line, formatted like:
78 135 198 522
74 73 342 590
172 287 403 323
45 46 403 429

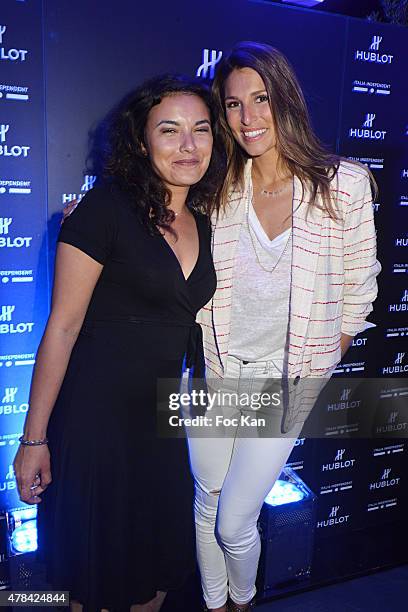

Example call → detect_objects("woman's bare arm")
13 242 103 503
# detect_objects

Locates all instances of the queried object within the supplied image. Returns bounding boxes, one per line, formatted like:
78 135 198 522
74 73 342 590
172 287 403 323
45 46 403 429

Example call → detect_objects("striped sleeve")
341 170 381 336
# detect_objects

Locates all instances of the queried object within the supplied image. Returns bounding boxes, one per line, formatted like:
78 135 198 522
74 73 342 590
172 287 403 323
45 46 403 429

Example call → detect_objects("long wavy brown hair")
212 41 374 218
104 74 225 235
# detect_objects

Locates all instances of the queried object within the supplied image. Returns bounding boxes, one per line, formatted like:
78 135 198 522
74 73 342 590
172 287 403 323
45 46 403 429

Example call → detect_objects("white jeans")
186 356 304 609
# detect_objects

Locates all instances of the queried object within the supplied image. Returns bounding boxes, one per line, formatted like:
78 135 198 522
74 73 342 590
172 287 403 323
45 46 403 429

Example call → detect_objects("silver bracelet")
19 435 48 446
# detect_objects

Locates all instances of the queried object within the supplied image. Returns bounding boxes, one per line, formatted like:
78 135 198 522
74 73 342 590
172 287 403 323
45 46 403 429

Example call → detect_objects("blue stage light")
11 520 37 554
257 467 317 595
11 507 37 522
264 479 305 506
9 507 38 554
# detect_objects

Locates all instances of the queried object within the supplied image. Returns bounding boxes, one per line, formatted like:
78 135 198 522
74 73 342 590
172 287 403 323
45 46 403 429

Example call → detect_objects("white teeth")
243 129 266 138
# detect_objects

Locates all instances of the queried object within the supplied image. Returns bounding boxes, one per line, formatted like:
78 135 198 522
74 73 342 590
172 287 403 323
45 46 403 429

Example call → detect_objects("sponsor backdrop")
0 0 48 514
1 0 407 595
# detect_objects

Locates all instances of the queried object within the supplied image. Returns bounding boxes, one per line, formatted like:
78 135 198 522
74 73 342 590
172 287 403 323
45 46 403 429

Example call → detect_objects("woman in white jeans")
194 41 381 612
187 358 304 611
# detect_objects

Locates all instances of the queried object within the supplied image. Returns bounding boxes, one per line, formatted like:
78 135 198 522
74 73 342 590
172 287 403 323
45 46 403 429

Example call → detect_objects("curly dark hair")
104 74 225 235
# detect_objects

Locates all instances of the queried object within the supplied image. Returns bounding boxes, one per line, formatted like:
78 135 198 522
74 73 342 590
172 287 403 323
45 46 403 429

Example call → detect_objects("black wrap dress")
37 184 216 611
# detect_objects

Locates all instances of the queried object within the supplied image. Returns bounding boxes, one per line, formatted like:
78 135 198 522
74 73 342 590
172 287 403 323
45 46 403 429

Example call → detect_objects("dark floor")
162 564 408 611
8 553 408 611
256 564 407 612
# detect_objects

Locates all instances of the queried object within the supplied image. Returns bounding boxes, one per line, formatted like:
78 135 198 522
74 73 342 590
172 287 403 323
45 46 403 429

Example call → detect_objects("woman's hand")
61 199 79 225
13 444 52 504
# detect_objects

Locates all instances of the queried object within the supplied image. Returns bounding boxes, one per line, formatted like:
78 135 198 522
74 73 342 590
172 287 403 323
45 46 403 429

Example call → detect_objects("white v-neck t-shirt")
228 199 292 364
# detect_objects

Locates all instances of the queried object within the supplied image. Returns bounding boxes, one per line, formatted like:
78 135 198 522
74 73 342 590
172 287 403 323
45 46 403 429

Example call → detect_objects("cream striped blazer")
197 159 381 432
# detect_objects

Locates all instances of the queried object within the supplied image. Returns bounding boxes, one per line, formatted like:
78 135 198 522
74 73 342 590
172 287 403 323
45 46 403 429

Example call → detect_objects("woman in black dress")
13 75 223 612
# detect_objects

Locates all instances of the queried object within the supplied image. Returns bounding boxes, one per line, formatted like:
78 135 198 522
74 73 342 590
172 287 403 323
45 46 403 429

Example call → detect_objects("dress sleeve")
58 185 116 265
341 169 381 337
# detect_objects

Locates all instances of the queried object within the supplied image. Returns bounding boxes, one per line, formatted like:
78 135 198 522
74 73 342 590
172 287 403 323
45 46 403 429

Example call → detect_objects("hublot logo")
369 467 400 490
349 113 386 141
322 448 356 471
355 35 394 65
327 387 361 412
317 504 350 528
376 410 407 434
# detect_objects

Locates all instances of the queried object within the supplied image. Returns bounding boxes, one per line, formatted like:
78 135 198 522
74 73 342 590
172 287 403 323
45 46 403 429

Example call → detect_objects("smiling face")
223 67 277 159
143 93 213 193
